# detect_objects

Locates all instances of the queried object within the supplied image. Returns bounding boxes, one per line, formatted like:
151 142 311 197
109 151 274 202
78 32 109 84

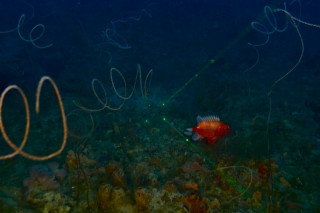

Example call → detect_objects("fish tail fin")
184 128 202 141
184 128 193 136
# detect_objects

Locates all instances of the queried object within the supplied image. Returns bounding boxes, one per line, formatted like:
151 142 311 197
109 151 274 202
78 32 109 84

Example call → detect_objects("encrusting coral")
23 165 61 201
97 184 113 211
112 168 127 188
109 187 136 213
134 187 151 212
30 191 72 213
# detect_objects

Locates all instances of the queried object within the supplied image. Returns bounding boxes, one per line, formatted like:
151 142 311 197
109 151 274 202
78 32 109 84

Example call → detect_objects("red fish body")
185 115 230 145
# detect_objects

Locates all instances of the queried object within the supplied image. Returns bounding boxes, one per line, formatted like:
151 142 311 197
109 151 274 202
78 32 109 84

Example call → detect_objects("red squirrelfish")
184 115 230 145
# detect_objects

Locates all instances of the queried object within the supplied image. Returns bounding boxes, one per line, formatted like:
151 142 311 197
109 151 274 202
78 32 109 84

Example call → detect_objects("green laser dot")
162 117 166 121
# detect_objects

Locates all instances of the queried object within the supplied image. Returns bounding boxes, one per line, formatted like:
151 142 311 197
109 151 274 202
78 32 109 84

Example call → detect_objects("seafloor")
0 64 319 212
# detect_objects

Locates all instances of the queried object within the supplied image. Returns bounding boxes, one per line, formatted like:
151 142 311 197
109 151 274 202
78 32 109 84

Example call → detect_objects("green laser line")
164 59 215 105
161 116 215 168
223 172 250 199
164 21 255 105
161 116 250 199
158 7 269 199
156 1 288 200
164 0 284 106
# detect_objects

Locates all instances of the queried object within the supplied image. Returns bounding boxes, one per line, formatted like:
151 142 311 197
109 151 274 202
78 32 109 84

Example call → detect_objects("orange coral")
184 183 199 192
252 191 262 202
183 195 209 213
163 181 178 193
209 198 220 209
134 187 151 212
279 177 291 188
112 168 126 188
105 162 119 176
97 184 112 210
113 122 121 135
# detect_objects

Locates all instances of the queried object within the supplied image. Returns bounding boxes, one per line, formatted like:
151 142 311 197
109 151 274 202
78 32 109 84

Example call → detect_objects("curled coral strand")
0 76 67 161
66 109 95 140
73 64 153 112
0 85 30 159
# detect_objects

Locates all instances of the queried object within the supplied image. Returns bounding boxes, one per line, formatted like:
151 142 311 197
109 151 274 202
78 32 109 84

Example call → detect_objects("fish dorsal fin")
197 115 220 123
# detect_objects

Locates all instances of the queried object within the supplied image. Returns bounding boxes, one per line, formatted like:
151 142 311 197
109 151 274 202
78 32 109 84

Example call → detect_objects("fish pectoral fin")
192 133 203 141
206 137 218 145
